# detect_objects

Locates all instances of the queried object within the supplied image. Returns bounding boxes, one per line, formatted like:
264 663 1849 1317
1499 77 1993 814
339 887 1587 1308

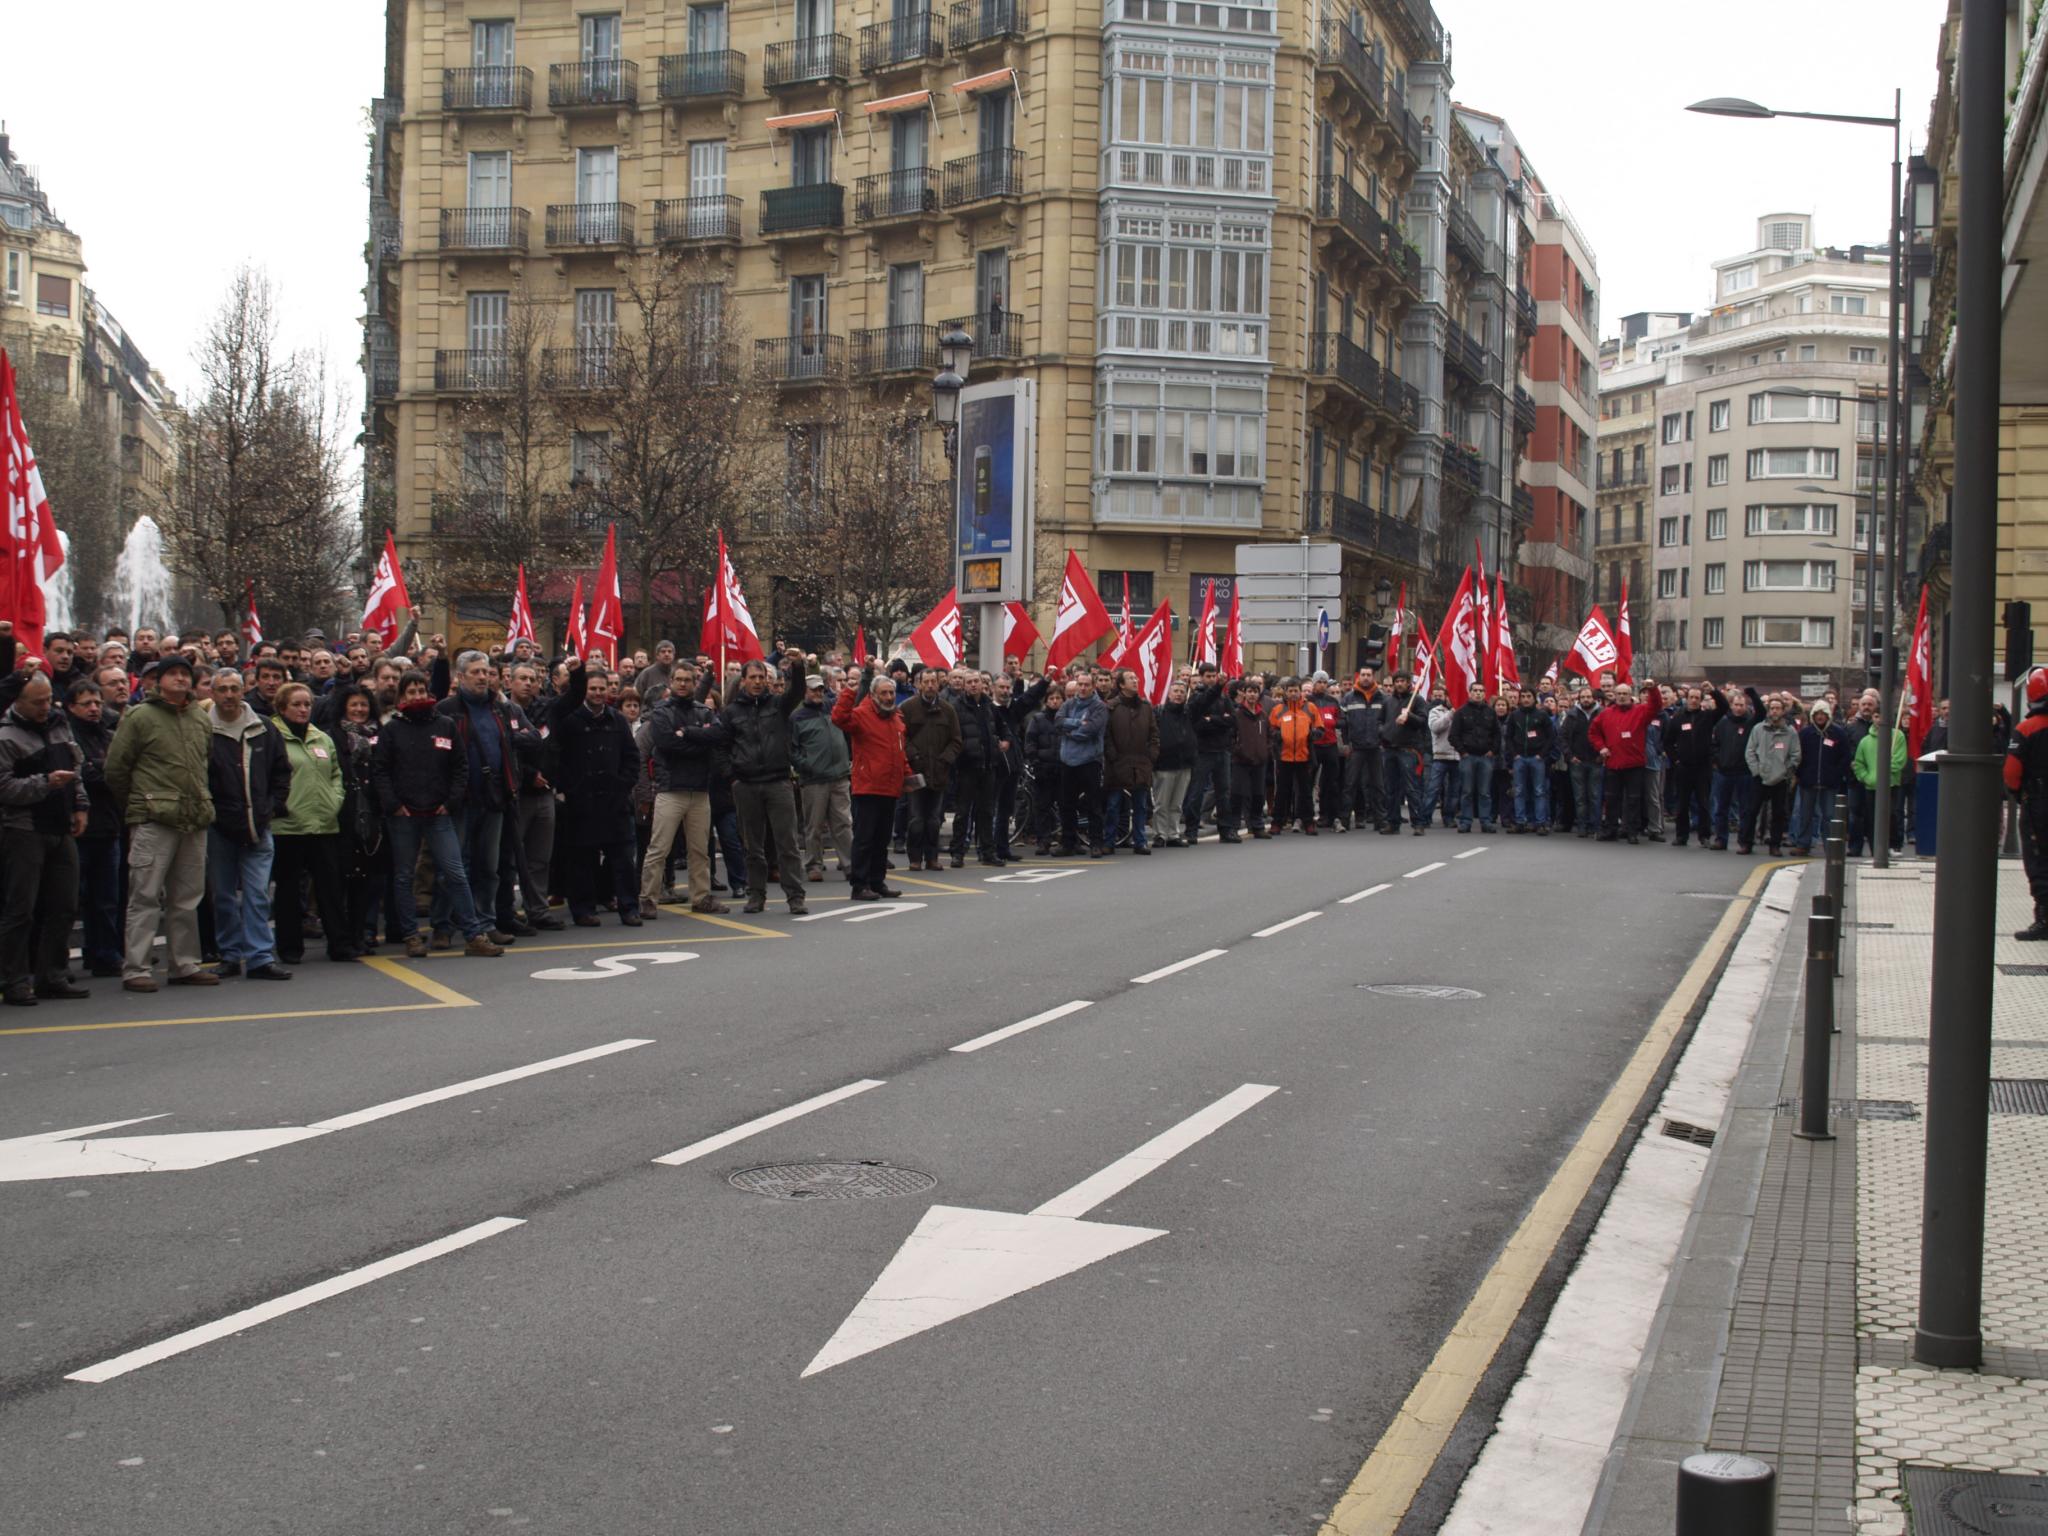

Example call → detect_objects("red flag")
1474 539 1496 694
1132 600 1174 705
1411 620 1436 698
1000 601 1040 660
909 588 964 669
360 529 411 646
1046 550 1115 668
242 582 264 649
507 565 537 648
1905 585 1934 759
1492 574 1519 690
1562 605 1621 683
1221 585 1244 677
705 530 765 667
586 524 623 666
1433 568 1482 708
1614 577 1635 683
852 625 870 666
1542 657 1560 685
1388 581 1408 679
1193 579 1218 666
1100 572 1136 667
565 575 587 658
1 349 66 660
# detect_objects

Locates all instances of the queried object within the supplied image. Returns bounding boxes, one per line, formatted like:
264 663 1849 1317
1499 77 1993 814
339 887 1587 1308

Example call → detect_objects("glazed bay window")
1103 48 1271 194
1742 615 1834 648
1095 374 1266 526
1746 446 1838 480
1743 558 1835 593
1744 503 1836 537
1749 390 1840 424
1098 211 1267 360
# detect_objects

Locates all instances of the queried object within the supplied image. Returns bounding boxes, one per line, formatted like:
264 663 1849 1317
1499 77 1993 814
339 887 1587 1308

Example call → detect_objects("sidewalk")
1441 856 2048 1536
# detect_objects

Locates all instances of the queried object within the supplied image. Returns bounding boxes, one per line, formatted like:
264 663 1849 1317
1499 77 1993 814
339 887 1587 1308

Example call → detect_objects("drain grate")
1851 920 1895 929
1660 1118 1718 1148
1999 963 2048 977
1360 983 1485 1000
1900 1465 2048 1533
1773 1098 1920 1121
1991 1079 2048 1116
728 1161 937 1201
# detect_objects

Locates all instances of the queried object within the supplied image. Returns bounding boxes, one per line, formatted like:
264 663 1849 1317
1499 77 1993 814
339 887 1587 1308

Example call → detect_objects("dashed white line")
1339 883 1393 905
1131 949 1228 984
652 1079 885 1166
1403 861 1447 879
67 1217 525 1383
1454 846 1491 860
951 1000 1093 1054
1253 912 1322 938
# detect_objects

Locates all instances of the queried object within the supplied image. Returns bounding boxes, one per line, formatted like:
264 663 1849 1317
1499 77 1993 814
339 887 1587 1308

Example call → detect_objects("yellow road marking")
888 873 985 895
421 933 762 958
670 908 789 938
0 1003 460 1038
1319 860 1791 1536
360 955 482 1007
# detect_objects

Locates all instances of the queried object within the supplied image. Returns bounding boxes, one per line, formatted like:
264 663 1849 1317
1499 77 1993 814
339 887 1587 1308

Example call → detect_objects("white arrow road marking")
530 951 700 981
801 1082 1278 1377
1339 882 1393 905
652 1078 885 1166
0 1040 654 1182
67 1217 524 1383
792 900 927 924
984 868 1082 884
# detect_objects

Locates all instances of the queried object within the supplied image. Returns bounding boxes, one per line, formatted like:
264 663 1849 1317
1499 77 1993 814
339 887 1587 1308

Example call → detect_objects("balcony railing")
1312 330 1383 408
1442 443 1491 495
1512 484 1535 525
1315 176 1401 279
439 206 530 252
541 348 618 391
549 58 637 110
853 323 940 375
1514 285 1538 336
756 335 847 384
1447 199 1485 266
942 147 1024 207
760 182 845 234
1315 20 1386 122
659 50 746 99
545 202 636 248
860 11 941 72
1445 326 1487 384
655 194 741 243
368 351 398 401
764 33 851 88
433 350 512 392
1513 386 1537 435
855 166 938 222
949 0 1025 51
442 66 533 113
1383 370 1421 430
943 309 1022 362
1387 101 1424 163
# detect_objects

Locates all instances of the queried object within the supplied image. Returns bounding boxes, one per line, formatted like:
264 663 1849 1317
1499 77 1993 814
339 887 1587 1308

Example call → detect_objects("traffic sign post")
1236 541 1343 669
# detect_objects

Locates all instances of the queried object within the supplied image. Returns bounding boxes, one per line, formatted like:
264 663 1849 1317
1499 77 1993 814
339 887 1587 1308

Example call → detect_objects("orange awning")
951 67 1015 95
863 89 931 115
765 108 840 129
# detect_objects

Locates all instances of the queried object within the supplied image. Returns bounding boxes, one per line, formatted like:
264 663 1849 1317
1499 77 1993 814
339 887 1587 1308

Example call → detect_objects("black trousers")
851 793 896 892
1343 747 1382 826
1059 760 1103 849
0 828 78 989
1228 761 1268 833
1381 748 1424 828
906 784 946 865
272 831 350 960
569 835 640 918
1183 748 1230 833
1744 780 1792 851
1274 761 1316 827
948 762 997 858
1313 746 1343 824
734 780 807 904
1669 764 1711 843
1601 766 1646 836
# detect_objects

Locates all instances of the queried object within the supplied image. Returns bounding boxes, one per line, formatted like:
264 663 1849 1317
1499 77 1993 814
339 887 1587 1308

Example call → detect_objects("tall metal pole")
1915 0 2002 1370
1873 95 1903 869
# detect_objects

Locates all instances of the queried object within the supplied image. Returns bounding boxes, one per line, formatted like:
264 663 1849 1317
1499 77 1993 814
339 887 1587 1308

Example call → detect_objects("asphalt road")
0 825 1761 1535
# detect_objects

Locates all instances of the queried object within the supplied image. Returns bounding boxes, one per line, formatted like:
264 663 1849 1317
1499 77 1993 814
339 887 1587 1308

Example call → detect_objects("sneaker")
404 934 429 959
465 935 505 957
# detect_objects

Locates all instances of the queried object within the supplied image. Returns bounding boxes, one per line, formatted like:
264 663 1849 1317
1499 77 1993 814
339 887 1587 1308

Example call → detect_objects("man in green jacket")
790 670 854 882
1852 709 1909 857
104 656 219 993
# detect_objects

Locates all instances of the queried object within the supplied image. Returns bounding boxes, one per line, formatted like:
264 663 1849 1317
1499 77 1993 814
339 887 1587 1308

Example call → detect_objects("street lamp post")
1692 93 1906 868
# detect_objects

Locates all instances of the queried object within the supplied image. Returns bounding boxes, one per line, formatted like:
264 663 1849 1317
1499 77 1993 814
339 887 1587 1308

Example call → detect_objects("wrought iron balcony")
659 50 746 100
442 66 533 113
1445 327 1487 386
765 33 851 88
1447 199 1485 266
1315 20 1386 123
855 167 938 223
1513 386 1537 435
433 350 512 392
655 194 741 244
860 11 941 73
853 323 940 375
549 59 638 110
1442 442 1488 495
545 202 636 248
541 348 618 391
1512 484 1535 525
1378 512 1422 567
949 0 1025 51
942 309 1022 362
1388 100 1424 163
942 147 1024 207
439 206 530 253
1514 284 1538 337
756 335 847 384
368 351 398 401
1312 330 1383 410
1315 176 1403 283
761 182 845 234
1383 370 1421 430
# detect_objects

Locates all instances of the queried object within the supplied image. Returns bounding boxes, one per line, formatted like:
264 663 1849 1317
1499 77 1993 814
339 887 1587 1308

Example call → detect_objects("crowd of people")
1 613 2040 1008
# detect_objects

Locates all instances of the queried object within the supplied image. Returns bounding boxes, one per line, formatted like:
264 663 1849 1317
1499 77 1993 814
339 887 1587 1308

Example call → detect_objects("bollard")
1824 835 1846 978
1795 911 1836 1142
1677 1452 1776 1535
1811 895 1840 1032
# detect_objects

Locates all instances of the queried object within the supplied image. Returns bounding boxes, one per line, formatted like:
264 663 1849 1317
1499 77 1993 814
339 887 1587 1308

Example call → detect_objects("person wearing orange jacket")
831 661 909 902
1268 681 1320 835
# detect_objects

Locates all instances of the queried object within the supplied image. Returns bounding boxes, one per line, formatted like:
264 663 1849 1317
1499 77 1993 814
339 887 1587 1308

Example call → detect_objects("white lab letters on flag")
910 588 964 669
1132 600 1173 705
1562 605 1620 683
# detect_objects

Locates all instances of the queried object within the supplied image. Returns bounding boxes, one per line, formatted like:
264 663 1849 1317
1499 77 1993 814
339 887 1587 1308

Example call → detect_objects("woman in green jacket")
270 683 355 963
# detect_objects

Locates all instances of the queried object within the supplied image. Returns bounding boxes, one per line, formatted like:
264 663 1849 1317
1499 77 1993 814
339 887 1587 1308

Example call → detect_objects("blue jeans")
1457 755 1494 829
207 828 278 968
432 804 502 935
1424 759 1456 825
1709 770 1754 846
387 812 484 940
1106 786 1153 849
1382 748 1425 828
1790 785 1835 850
1512 758 1549 827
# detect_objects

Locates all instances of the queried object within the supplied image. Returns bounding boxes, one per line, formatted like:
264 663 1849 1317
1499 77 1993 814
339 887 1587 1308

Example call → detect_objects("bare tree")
13 360 123 629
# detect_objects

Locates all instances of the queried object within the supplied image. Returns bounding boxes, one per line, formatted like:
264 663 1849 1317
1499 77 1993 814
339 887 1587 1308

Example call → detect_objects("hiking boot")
430 929 454 952
786 897 809 916
465 935 505 957
404 934 429 958
691 899 731 915
640 898 660 919
743 896 766 914
2017 915 2048 942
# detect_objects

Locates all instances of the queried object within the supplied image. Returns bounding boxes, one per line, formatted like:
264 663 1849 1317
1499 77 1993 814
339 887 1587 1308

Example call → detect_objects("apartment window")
1658 516 1680 548
778 424 829 531
1745 503 1836 536
35 274 70 318
1749 390 1840 424
1722 263 1756 296
462 431 508 513
1661 412 1682 444
1684 410 1694 440
570 430 611 488
1706 454 1728 487
1703 616 1725 648
1856 398 1889 438
1743 559 1836 592
1828 293 1868 315
1096 570 1156 613
1743 615 1834 648
467 291 509 354
582 12 622 61
1798 343 1818 361
468 150 512 209
1747 447 1838 480
1706 507 1727 540
1 249 20 301
1633 503 1645 541
573 288 616 351
1632 444 1645 477
1683 463 1693 493
1704 562 1726 594
1656 568 1679 600
1709 399 1730 432
1679 619 1689 650
1660 465 1680 495
1849 346 1878 364
1654 620 1677 650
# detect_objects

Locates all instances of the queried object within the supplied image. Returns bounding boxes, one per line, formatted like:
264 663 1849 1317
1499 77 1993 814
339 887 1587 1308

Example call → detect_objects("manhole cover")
1991 1079 2048 1116
1901 1466 2048 1533
1361 984 1485 1000
728 1162 937 1201
1773 1098 1920 1121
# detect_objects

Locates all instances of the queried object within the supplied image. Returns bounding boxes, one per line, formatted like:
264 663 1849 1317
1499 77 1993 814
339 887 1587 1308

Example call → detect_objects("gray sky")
7 0 1946 421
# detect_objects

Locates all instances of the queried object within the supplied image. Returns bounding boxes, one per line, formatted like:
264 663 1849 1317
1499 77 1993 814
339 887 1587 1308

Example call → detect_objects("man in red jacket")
831 662 909 901
1588 676 1660 844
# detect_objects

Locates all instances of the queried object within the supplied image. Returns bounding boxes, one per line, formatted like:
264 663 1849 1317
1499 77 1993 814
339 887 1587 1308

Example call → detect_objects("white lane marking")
651 1079 885 1167
1031 1083 1281 1219
792 900 926 924
66 1217 524 1383
1454 846 1490 860
1131 948 1228 984
1339 883 1393 905
312 1040 655 1130
984 868 1081 884
530 952 699 981
1253 911 1322 938
1402 861 1446 879
802 1083 1279 1377
951 1001 1093 1055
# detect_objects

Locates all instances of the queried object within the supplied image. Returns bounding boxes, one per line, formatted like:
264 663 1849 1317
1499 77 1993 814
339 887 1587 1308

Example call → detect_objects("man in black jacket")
432 650 523 946
1709 693 1757 851
373 669 503 958
1181 662 1234 843
1559 690 1603 836
1664 685 1717 847
65 680 125 978
547 666 645 926
0 671 90 1005
1153 678 1198 846
719 651 809 914
1023 679 1064 853
1448 687 1501 833
204 668 294 979
992 672 1047 862
1504 687 1555 834
945 670 1006 867
1377 672 1430 834
1339 669 1384 832
643 665 729 914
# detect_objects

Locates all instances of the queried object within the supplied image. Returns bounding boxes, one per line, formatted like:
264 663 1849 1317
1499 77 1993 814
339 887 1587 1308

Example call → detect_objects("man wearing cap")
790 670 855 882
104 656 221 992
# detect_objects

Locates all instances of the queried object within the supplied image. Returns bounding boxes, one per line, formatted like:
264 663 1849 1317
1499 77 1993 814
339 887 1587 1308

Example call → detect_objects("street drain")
728 1162 937 1201
1773 1098 1920 1121
1360 984 1485 1000
1991 1080 2048 1116
1660 1119 1718 1148
1900 1466 2048 1533
1851 920 1895 929
1999 963 2048 977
